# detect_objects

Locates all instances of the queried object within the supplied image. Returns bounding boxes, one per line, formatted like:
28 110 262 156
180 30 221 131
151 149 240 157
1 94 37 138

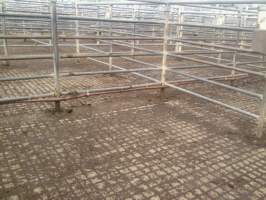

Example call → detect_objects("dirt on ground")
0 40 265 199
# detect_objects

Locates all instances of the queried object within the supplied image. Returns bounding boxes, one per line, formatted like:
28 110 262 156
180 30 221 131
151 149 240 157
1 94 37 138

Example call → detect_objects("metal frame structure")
1 0 266 137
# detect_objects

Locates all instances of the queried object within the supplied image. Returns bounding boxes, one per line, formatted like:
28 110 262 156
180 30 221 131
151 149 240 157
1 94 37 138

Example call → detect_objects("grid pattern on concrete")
0 92 265 200
0 43 265 200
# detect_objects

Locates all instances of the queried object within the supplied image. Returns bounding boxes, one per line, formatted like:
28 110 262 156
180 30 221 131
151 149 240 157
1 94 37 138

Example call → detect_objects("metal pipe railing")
1 0 265 137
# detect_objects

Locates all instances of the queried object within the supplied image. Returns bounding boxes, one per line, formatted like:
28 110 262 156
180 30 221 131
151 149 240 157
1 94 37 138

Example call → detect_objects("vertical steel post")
258 88 266 138
22 20 27 42
216 14 225 63
257 6 266 137
96 6 100 45
136 5 140 46
1 0 9 66
236 10 242 48
152 25 155 37
240 11 247 49
106 5 113 70
169 8 175 45
131 5 137 55
258 6 266 68
161 4 170 91
230 52 237 85
258 76 266 138
22 20 26 34
75 0 80 63
175 6 183 52
50 0 61 111
233 52 237 71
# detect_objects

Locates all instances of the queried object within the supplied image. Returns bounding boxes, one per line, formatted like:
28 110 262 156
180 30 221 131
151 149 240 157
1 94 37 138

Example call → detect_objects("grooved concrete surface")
0 89 265 200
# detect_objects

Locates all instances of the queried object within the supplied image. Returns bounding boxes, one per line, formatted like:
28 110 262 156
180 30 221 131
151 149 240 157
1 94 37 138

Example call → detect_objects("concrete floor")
0 86 265 200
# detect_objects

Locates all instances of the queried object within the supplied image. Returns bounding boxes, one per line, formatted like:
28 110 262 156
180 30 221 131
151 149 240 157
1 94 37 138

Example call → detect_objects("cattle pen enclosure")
0 0 266 200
